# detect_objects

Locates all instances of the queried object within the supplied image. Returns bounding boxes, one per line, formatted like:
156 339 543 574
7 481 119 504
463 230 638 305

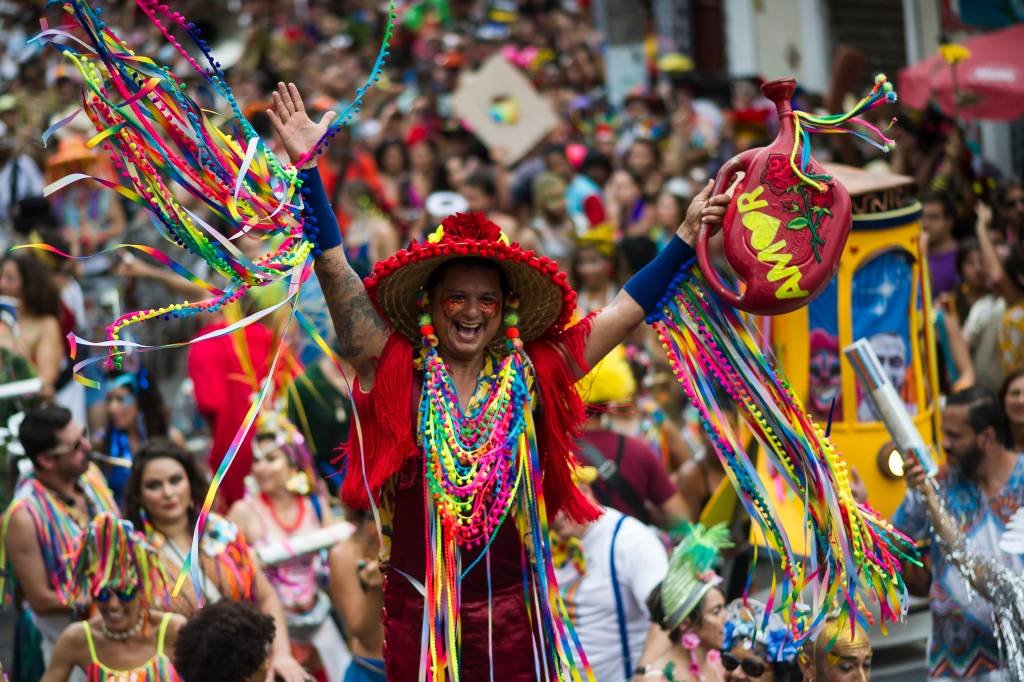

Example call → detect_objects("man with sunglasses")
1 405 118 678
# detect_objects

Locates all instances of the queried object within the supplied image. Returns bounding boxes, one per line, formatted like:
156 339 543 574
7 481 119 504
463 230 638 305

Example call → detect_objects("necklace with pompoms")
416 290 529 547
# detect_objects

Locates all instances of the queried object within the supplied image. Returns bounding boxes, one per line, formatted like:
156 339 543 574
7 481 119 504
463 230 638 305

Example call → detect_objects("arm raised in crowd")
580 181 730 372
975 202 1021 305
267 82 388 390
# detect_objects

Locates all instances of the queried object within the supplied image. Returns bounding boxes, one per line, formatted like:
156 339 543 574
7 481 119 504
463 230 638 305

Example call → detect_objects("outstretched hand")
266 82 337 170
677 179 731 246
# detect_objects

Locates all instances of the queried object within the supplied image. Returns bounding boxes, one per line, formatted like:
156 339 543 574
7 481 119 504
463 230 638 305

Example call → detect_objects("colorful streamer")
32 0 395 601
789 74 898 191
648 263 917 645
33 0 395 368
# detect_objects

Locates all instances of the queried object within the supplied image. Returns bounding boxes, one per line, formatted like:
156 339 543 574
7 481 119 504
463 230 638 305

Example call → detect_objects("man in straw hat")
267 81 730 681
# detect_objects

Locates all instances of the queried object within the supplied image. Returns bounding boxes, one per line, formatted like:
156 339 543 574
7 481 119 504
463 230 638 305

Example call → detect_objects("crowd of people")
0 0 1022 680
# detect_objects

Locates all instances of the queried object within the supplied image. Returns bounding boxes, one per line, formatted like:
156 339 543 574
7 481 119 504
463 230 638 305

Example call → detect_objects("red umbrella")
899 23 1024 121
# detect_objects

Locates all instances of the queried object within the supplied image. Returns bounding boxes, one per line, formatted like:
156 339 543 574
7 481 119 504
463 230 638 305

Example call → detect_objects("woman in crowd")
43 513 185 681
375 138 411 213
719 599 800 682
519 171 575 271
606 169 653 239
337 180 400 278
228 412 346 682
624 138 667 200
1001 368 1024 453
572 224 621 315
640 524 732 681
123 438 308 682
0 251 65 403
976 202 1024 375
95 366 174 504
328 510 385 682
957 237 1006 391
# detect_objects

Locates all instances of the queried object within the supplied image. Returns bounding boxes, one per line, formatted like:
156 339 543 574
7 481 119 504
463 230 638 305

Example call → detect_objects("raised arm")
975 202 1020 305
267 82 388 389
581 181 729 371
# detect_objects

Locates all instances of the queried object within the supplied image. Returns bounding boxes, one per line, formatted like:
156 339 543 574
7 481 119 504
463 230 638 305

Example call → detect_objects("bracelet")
298 168 343 256
623 235 696 315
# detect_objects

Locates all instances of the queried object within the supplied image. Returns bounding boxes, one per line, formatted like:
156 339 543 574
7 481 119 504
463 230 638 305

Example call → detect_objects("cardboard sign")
451 54 557 166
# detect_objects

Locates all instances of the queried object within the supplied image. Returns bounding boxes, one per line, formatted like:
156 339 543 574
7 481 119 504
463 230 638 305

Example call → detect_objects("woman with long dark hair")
123 438 307 682
96 365 174 504
1001 367 1024 453
0 251 65 404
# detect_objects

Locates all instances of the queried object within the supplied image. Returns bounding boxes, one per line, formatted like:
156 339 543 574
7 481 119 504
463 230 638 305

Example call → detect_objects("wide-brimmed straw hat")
364 212 576 344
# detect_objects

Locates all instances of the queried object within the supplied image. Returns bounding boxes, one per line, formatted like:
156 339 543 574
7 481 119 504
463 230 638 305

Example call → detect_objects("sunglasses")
1004 197 1024 208
721 651 767 678
96 587 137 604
46 430 90 458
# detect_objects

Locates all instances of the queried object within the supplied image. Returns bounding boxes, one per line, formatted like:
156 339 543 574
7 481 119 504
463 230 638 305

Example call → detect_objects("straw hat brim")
365 240 575 344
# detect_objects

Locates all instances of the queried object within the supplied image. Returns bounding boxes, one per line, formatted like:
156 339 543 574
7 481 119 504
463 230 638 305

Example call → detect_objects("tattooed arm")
312 247 388 387
268 82 388 387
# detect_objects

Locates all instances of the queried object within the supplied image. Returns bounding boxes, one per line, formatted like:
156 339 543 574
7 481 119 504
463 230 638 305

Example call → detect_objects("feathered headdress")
660 522 733 631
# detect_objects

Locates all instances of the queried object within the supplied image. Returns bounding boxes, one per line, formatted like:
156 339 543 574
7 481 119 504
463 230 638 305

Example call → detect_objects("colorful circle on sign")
489 95 519 125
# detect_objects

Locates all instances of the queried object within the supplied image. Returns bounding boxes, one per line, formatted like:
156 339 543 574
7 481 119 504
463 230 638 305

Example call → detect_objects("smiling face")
429 262 504 362
96 585 142 633
723 640 774 682
139 457 192 528
1004 373 1024 428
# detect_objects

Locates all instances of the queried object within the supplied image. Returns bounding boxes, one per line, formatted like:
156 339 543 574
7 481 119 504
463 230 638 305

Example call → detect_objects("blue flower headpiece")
722 599 801 664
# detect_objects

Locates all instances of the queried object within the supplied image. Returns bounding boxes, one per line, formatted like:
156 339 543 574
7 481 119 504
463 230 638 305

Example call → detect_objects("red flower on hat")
761 153 798 196
440 212 504 243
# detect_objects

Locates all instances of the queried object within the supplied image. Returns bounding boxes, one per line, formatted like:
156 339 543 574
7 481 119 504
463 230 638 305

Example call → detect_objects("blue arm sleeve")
622 235 696 315
298 168 343 256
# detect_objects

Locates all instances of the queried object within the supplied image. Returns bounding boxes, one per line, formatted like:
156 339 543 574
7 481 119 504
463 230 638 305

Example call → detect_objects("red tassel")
340 333 419 510
526 314 602 524
342 319 600 526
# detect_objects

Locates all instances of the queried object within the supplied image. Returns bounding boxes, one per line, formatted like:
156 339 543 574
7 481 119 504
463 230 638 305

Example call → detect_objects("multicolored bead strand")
647 262 917 645
414 295 591 681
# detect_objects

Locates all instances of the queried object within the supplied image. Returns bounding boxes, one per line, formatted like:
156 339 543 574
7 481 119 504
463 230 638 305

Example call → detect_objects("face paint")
441 295 466 318
478 299 499 319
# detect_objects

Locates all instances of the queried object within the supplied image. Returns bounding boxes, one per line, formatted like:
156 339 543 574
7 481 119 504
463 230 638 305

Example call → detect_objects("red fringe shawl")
340 316 601 523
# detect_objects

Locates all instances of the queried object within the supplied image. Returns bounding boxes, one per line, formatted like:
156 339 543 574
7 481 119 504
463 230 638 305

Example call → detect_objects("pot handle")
696 149 757 308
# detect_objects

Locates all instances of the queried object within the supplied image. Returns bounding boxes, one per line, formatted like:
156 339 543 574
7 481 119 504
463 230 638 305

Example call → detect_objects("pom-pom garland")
413 312 592 680
33 0 396 369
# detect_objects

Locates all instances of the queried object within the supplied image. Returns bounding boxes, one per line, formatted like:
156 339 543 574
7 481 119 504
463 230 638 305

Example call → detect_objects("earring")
504 294 522 352
418 290 437 348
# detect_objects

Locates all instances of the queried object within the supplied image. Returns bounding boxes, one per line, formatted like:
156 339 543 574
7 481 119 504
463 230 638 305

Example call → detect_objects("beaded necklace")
414 291 592 681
